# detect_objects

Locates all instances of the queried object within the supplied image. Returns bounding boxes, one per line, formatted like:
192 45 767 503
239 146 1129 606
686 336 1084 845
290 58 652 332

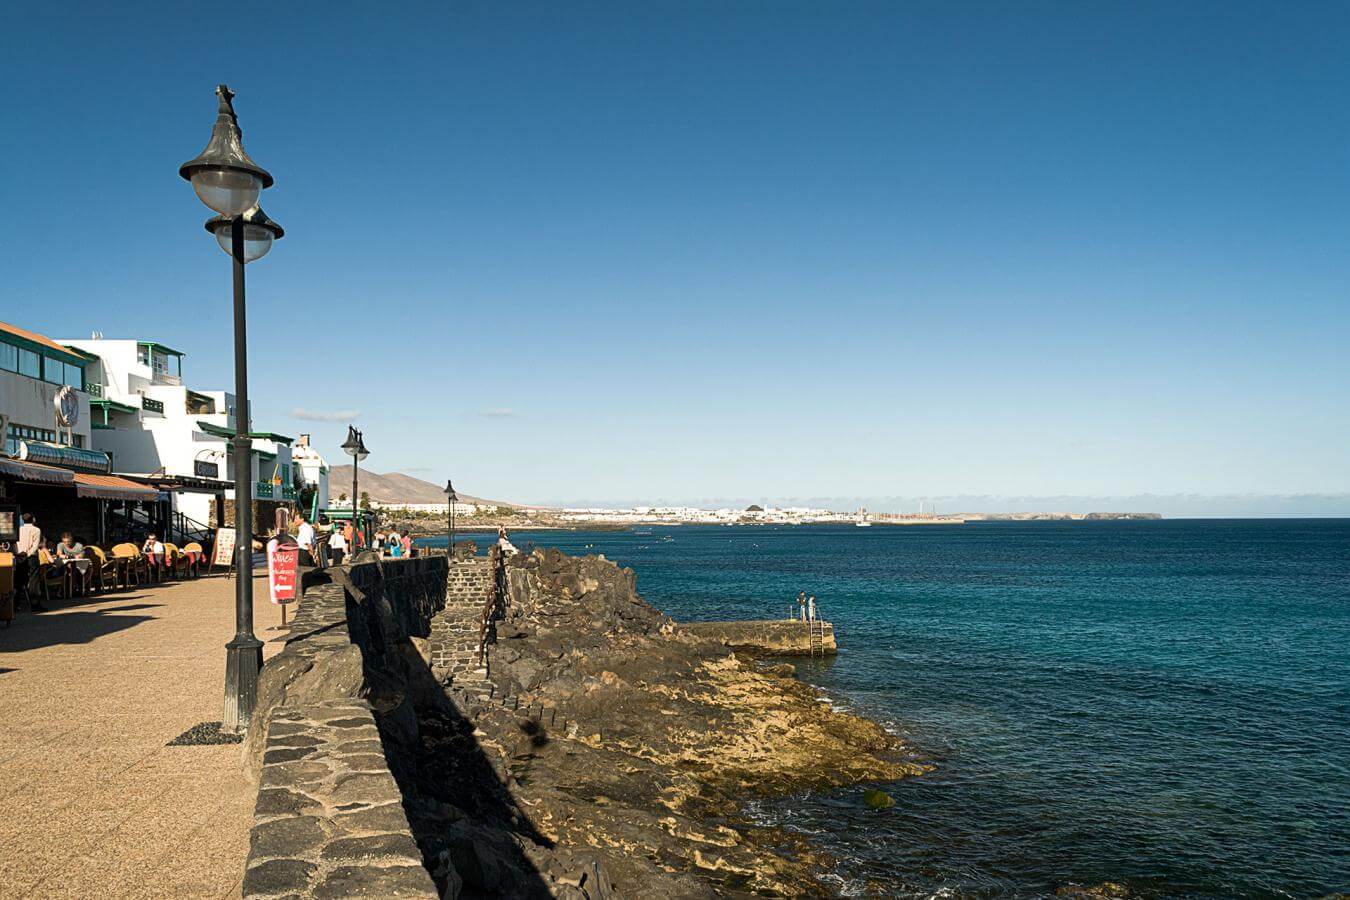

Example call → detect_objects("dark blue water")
423 521 1350 898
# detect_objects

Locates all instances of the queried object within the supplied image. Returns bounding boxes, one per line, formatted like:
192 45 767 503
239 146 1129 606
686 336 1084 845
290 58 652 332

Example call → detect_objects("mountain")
327 466 522 508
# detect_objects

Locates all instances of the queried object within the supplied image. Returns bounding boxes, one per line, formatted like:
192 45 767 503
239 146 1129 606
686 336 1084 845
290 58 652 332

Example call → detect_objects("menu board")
212 528 236 568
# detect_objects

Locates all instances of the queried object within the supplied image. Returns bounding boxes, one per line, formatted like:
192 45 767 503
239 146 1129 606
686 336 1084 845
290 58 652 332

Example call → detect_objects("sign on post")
212 527 236 573
268 538 300 625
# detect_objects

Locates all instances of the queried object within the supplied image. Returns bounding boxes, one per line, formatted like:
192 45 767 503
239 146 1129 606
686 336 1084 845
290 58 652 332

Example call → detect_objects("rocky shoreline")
404 549 929 898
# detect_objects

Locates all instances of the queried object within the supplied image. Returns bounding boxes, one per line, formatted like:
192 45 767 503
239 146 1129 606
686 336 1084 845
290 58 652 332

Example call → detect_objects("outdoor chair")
0 552 14 626
86 546 119 592
37 549 66 603
110 543 143 588
182 542 204 578
163 544 183 581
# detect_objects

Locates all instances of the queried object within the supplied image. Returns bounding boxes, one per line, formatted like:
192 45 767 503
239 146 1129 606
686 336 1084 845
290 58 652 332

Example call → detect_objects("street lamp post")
443 480 457 557
342 427 369 552
180 84 283 734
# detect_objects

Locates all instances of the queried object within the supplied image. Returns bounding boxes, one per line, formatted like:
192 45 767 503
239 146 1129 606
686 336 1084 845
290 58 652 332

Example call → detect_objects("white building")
367 501 480 516
1 321 93 455
62 337 325 527
291 434 331 515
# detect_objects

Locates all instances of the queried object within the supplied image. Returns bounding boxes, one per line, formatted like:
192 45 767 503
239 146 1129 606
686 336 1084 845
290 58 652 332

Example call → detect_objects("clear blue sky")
3 2 1347 511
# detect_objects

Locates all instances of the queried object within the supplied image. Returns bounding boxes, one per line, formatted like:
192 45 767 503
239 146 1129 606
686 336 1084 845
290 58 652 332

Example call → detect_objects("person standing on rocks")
797 591 807 621
808 595 817 622
497 527 518 557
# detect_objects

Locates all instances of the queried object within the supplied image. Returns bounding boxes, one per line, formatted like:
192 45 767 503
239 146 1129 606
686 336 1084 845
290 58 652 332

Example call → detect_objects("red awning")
0 456 75 485
72 473 163 502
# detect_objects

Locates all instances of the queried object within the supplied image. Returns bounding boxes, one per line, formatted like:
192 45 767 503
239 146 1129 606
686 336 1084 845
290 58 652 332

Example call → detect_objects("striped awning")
0 456 75 485
73 473 163 502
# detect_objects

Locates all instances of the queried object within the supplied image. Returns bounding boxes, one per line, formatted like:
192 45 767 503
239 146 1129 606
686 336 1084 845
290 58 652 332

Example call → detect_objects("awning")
121 473 231 495
0 456 75 485
73 473 163 502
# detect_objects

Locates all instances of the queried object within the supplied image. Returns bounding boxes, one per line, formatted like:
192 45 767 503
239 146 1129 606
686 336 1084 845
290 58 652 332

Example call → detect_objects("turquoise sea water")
421 521 1350 898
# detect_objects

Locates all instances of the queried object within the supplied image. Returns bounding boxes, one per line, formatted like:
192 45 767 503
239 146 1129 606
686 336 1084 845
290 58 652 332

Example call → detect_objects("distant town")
360 490 1162 528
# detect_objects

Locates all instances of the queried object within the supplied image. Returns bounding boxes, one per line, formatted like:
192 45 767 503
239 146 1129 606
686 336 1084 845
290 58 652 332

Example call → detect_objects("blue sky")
3 2 1347 511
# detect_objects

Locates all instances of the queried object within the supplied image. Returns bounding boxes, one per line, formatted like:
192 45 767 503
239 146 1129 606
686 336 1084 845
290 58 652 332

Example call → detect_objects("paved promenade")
0 574 285 898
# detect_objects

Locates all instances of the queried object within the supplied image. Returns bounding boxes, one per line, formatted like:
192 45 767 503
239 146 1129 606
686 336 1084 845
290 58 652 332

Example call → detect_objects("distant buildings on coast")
557 505 967 526
553 506 1160 526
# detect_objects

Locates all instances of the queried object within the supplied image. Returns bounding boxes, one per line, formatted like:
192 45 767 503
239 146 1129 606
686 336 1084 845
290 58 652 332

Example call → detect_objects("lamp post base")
222 636 265 734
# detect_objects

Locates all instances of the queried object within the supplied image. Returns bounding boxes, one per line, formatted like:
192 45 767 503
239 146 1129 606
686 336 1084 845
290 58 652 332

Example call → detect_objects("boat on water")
855 507 872 527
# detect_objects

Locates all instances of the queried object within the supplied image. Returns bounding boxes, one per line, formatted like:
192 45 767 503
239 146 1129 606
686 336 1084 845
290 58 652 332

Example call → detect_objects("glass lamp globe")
180 85 273 216
205 207 283 264
192 168 262 218
211 218 273 262
341 429 362 458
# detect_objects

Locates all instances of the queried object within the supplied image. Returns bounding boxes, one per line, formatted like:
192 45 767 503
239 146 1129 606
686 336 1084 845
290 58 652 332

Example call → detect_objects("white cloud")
480 408 519 419
290 407 361 422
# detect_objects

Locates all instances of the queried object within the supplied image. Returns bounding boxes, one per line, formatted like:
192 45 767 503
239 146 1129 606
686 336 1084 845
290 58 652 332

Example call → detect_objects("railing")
141 396 164 414
151 372 182 386
172 511 213 546
477 546 506 665
86 382 104 398
255 481 275 499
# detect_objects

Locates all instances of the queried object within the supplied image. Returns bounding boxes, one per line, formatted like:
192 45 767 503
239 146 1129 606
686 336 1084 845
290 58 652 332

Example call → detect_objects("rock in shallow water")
862 788 895 809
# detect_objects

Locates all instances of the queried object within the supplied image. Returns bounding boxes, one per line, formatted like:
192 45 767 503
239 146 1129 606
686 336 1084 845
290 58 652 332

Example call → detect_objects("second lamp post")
443 480 457 557
342 426 369 551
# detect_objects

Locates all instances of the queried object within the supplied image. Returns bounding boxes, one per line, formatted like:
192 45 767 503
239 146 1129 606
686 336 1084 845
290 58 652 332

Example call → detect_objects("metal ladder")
808 618 825 657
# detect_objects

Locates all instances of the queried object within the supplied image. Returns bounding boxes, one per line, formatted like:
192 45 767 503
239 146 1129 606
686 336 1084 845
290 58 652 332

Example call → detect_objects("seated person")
56 533 85 560
142 533 166 574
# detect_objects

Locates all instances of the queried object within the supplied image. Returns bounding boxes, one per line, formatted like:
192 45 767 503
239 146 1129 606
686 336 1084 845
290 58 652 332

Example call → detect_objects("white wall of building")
1 369 92 452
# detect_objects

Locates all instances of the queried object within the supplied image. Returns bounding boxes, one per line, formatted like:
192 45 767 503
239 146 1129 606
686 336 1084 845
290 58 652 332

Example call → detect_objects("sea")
419 520 1350 898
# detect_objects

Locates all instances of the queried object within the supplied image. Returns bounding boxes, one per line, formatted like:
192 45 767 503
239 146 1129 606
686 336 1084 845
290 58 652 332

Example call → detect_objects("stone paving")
244 700 435 898
0 573 286 899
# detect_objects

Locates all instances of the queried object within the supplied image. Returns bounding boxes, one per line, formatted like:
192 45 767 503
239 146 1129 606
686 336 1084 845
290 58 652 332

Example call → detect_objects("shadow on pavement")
0 595 161 654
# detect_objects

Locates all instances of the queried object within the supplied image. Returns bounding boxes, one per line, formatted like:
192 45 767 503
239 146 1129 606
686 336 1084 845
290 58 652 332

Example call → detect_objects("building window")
185 392 215 415
0 342 82 388
5 423 57 456
137 345 149 365
17 348 39 379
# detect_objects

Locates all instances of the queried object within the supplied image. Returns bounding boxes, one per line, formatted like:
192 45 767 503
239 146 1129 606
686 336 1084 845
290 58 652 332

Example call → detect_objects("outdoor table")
54 558 93 597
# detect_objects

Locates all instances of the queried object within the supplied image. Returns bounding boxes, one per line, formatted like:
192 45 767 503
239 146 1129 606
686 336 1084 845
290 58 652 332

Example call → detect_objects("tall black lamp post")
342 426 369 550
181 84 283 734
443 480 457 557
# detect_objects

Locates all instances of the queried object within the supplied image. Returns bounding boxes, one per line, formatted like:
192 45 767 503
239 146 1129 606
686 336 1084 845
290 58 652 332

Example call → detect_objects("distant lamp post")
443 480 458 557
180 84 281 735
342 426 369 549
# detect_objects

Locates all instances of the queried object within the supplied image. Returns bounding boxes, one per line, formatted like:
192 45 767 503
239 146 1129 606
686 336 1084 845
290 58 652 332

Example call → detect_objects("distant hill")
328 466 522 508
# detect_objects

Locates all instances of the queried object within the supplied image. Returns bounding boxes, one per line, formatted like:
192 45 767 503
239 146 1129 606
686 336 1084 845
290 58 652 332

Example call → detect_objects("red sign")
268 540 299 604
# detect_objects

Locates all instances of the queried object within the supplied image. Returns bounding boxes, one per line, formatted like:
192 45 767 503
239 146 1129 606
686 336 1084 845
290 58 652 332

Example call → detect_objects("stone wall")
241 556 450 899
676 619 838 655
429 555 495 683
